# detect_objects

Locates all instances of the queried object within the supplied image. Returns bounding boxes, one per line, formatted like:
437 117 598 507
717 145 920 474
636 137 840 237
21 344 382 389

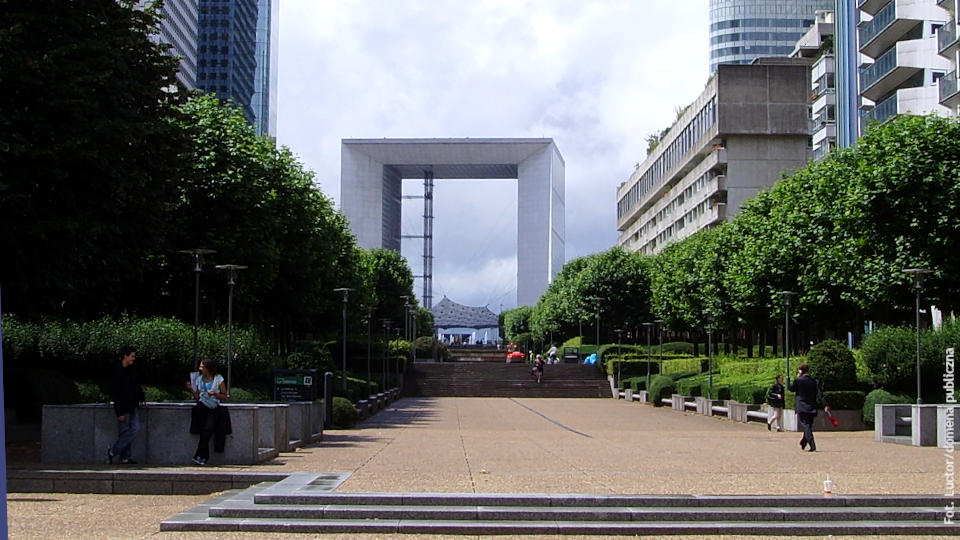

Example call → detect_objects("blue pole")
0 285 9 538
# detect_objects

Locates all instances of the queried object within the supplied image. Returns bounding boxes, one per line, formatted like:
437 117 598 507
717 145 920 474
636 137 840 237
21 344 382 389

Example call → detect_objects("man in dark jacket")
789 363 831 452
108 345 145 464
766 374 785 432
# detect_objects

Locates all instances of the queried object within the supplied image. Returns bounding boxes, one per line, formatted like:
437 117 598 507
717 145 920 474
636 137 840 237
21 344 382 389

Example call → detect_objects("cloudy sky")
276 1 710 311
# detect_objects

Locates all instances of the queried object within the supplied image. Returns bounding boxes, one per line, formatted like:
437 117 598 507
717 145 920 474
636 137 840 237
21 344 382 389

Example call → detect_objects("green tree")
0 0 187 319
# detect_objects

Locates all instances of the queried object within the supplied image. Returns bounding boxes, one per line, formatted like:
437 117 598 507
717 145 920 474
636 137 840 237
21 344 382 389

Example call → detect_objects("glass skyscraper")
197 0 275 137
709 0 834 72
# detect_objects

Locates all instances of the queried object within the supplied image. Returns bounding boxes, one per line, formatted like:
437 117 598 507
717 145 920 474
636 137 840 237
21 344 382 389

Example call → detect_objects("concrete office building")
710 0 834 72
340 139 565 308
197 0 276 137
616 61 811 255
792 10 838 160
138 0 198 89
858 0 951 129
937 0 959 115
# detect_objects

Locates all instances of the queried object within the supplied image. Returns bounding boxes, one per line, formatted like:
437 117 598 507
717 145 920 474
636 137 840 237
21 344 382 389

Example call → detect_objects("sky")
276 1 710 311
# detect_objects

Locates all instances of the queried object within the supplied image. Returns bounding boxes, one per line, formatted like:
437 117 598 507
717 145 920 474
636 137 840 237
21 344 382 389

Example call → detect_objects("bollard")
324 371 333 427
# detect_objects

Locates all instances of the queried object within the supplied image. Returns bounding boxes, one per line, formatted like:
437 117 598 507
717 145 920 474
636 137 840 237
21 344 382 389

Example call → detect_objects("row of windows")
710 31 805 45
617 96 717 221
198 72 229 81
199 6 231 15
710 45 795 59
638 170 716 239
710 18 815 32
197 59 230 68
199 45 230 54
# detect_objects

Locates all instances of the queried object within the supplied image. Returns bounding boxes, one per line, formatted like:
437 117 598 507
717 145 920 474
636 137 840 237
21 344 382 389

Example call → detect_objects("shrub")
228 386 269 402
806 339 857 390
661 341 694 355
730 384 767 404
823 390 865 410
648 375 676 406
662 357 701 374
862 389 912 426
5 368 81 422
75 381 109 403
143 385 186 402
860 326 916 393
332 396 359 428
706 384 731 401
288 340 337 373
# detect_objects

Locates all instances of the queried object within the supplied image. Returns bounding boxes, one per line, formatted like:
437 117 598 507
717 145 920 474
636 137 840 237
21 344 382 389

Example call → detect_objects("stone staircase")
402 363 609 398
161 473 955 535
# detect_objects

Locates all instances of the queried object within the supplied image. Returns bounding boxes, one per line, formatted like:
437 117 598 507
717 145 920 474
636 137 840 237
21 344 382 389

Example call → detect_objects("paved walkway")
8 397 958 539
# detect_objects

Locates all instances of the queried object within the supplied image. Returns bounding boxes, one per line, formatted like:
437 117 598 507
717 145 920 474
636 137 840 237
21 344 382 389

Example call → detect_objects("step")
159 474 956 535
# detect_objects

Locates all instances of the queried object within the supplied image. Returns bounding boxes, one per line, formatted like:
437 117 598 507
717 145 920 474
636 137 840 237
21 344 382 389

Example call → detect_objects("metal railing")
940 70 958 103
939 19 957 53
859 0 896 48
860 46 898 91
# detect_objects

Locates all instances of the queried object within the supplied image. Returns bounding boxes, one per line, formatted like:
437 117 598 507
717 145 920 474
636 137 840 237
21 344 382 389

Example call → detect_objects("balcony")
812 143 833 162
859 0 890 16
859 0 948 58
861 93 899 128
941 70 960 108
859 38 950 101
939 18 958 57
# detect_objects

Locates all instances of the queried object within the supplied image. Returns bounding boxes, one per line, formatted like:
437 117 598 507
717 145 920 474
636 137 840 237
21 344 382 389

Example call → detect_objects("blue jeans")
112 408 140 459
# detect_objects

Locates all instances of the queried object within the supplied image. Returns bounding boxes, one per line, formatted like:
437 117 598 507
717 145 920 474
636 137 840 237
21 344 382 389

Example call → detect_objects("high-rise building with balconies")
937 0 960 115
710 0 834 73
858 0 952 129
792 10 838 160
138 0 198 90
616 61 812 255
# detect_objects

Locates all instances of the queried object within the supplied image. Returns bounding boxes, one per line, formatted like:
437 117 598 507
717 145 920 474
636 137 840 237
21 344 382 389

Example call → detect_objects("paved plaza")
7 396 958 538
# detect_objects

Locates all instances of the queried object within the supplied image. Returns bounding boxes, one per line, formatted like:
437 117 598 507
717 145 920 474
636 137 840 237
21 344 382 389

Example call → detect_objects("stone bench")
876 404 959 447
42 401 322 466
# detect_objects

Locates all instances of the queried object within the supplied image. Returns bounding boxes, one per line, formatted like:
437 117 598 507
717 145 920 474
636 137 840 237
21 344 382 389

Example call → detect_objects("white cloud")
277 0 709 310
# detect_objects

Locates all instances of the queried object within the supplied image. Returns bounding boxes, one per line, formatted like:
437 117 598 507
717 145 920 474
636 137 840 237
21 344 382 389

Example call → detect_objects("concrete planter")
784 408 866 432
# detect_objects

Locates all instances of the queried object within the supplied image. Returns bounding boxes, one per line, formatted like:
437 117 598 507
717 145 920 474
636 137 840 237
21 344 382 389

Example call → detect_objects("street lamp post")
706 314 714 399
642 322 654 389
333 287 355 392
590 297 605 347
380 319 392 390
214 264 247 394
655 320 665 379
409 306 417 368
364 305 375 394
614 329 624 387
179 248 215 371
400 296 411 341
904 268 933 404
778 291 797 385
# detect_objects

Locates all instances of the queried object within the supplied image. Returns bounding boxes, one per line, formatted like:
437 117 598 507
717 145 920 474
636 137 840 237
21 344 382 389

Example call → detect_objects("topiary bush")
862 388 913 426
648 375 676 406
805 339 857 390
661 341 694 355
662 357 701 374
859 326 916 393
332 396 359 428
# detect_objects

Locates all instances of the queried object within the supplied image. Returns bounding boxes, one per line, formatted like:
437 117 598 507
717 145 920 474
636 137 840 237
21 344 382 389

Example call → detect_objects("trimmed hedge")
5 368 81 423
648 375 676 406
823 390 866 410
662 357 701 374
730 384 767 405
862 389 913 426
331 396 359 428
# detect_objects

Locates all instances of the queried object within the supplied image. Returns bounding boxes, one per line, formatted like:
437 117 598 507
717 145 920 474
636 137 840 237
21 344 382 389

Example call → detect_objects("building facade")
858 0 952 129
196 0 276 137
792 10 838 160
616 62 811 255
710 0 834 72
937 0 960 115
139 0 198 90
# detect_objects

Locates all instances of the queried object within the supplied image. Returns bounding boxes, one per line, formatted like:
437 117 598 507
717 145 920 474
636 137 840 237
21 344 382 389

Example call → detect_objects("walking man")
108 345 145 464
789 363 830 452
766 374 785 432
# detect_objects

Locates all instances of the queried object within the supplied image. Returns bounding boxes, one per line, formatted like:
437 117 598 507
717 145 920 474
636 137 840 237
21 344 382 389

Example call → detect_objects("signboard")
272 369 318 401
563 347 580 364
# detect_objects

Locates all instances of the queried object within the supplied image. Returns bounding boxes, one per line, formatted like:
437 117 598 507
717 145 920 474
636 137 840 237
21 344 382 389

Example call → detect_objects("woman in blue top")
186 359 228 465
